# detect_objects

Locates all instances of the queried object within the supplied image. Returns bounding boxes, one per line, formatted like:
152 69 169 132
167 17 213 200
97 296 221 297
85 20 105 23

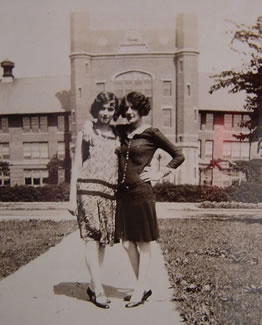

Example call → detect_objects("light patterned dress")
76 121 119 246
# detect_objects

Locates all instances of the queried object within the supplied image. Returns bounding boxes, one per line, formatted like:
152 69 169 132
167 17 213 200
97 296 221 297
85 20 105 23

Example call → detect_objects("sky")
0 0 261 78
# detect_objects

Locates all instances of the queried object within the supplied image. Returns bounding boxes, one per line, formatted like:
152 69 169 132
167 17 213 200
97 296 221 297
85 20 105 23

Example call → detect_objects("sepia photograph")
0 0 262 324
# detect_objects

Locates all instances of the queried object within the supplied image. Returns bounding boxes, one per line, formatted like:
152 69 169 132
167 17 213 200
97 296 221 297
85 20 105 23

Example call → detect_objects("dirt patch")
0 219 77 280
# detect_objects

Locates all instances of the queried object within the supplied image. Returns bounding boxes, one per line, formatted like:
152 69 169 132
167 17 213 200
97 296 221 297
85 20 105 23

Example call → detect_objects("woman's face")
124 100 141 125
97 100 116 124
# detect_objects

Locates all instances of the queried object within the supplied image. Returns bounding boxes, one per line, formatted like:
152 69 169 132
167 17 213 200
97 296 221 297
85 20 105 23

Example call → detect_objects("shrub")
0 183 70 202
153 183 231 202
225 182 262 203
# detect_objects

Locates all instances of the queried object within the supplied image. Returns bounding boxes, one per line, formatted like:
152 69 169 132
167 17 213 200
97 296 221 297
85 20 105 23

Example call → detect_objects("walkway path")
0 218 182 325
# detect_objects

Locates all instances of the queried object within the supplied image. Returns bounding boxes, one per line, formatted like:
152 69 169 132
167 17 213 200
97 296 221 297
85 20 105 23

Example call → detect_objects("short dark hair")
119 91 151 118
90 92 119 120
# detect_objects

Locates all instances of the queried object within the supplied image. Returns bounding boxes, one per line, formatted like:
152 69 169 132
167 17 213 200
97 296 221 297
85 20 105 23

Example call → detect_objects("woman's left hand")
140 166 164 182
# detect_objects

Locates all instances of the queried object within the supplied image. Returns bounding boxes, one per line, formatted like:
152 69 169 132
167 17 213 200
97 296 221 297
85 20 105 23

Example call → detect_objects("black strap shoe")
87 287 110 309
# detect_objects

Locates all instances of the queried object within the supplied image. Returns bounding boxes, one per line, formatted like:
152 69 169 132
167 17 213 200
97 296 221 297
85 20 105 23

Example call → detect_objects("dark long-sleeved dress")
115 125 185 242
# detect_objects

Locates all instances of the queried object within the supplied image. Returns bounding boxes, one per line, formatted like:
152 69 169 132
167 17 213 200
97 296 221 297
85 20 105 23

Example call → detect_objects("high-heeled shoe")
125 289 153 308
87 287 110 309
124 289 152 302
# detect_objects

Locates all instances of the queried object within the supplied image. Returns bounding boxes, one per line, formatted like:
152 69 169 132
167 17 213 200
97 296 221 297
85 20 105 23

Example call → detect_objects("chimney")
1 59 15 83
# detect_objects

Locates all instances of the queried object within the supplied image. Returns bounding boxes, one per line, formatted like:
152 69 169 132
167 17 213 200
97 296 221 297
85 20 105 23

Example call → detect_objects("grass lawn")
1 217 262 324
158 217 262 325
0 219 77 280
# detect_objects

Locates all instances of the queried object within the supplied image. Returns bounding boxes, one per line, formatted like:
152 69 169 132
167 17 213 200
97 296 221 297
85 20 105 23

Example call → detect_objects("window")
179 59 183 72
187 84 191 96
194 107 198 121
206 113 214 130
57 142 65 159
24 169 48 186
23 142 48 159
40 116 48 132
162 80 172 96
205 140 213 159
162 108 172 127
0 170 10 186
22 116 48 132
223 141 249 160
241 142 250 159
113 71 153 123
198 140 202 158
224 114 233 130
23 117 31 131
214 113 224 125
232 142 241 159
96 82 105 94
113 71 153 101
200 113 206 130
200 113 214 130
0 118 8 133
0 143 10 160
57 116 65 131
31 116 39 131
233 114 242 131
223 142 231 159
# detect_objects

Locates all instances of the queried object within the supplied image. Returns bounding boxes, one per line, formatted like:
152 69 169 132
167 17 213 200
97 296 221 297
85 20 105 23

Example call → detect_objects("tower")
175 13 200 184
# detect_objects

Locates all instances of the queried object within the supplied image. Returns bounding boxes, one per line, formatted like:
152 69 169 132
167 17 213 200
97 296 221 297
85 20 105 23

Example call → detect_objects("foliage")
158 218 262 325
0 161 9 172
225 182 262 203
153 183 231 202
199 200 262 209
47 154 65 184
209 16 262 138
232 158 262 182
0 219 77 280
153 182 262 203
0 183 70 202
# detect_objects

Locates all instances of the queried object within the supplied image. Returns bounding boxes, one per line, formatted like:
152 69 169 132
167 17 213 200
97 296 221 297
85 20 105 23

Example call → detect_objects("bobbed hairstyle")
118 91 151 118
90 92 119 121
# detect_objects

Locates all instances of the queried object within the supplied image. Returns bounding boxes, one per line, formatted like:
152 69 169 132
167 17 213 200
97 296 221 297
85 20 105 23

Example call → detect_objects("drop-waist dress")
115 125 185 242
76 122 119 246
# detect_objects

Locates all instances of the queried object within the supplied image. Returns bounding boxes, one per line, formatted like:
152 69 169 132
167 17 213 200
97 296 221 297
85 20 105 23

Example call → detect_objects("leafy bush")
153 183 231 202
0 183 70 202
199 201 262 209
153 182 262 203
225 182 262 203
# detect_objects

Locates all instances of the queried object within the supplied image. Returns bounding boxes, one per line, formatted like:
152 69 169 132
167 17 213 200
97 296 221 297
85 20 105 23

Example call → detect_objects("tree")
209 16 262 141
46 154 65 184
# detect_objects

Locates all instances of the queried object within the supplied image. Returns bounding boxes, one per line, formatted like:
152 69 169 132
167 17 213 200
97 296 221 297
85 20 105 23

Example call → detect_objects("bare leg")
122 240 139 279
84 240 107 304
129 241 152 302
98 245 105 268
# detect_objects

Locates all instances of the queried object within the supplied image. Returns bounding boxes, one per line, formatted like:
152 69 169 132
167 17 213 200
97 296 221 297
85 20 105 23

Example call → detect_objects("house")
0 60 71 186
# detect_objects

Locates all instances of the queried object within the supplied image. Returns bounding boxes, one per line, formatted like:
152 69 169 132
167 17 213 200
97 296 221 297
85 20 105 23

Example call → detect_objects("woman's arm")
140 128 185 182
153 128 185 169
69 131 83 212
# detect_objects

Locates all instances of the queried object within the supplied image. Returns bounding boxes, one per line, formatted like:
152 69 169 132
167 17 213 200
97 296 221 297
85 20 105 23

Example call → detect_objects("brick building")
0 60 71 186
70 12 200 185
0 12 258 187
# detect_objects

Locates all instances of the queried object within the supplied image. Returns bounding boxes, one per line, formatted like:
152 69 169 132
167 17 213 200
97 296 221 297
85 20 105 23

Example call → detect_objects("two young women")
70 91 185 309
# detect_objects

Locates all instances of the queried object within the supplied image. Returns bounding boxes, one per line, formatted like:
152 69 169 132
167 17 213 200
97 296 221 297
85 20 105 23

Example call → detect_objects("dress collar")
127 124 151 139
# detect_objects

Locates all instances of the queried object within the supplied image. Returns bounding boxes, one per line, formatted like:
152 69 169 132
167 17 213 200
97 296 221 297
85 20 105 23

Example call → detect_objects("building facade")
0 61 71 186
0 12 259 187
69 12 200 185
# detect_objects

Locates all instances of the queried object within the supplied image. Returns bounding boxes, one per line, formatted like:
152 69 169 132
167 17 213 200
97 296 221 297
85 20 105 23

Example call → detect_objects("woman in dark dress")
115 91 185 308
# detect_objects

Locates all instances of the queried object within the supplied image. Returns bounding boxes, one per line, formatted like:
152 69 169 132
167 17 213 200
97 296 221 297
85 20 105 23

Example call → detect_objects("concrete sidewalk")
0 230 182 325
0 202 262 220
